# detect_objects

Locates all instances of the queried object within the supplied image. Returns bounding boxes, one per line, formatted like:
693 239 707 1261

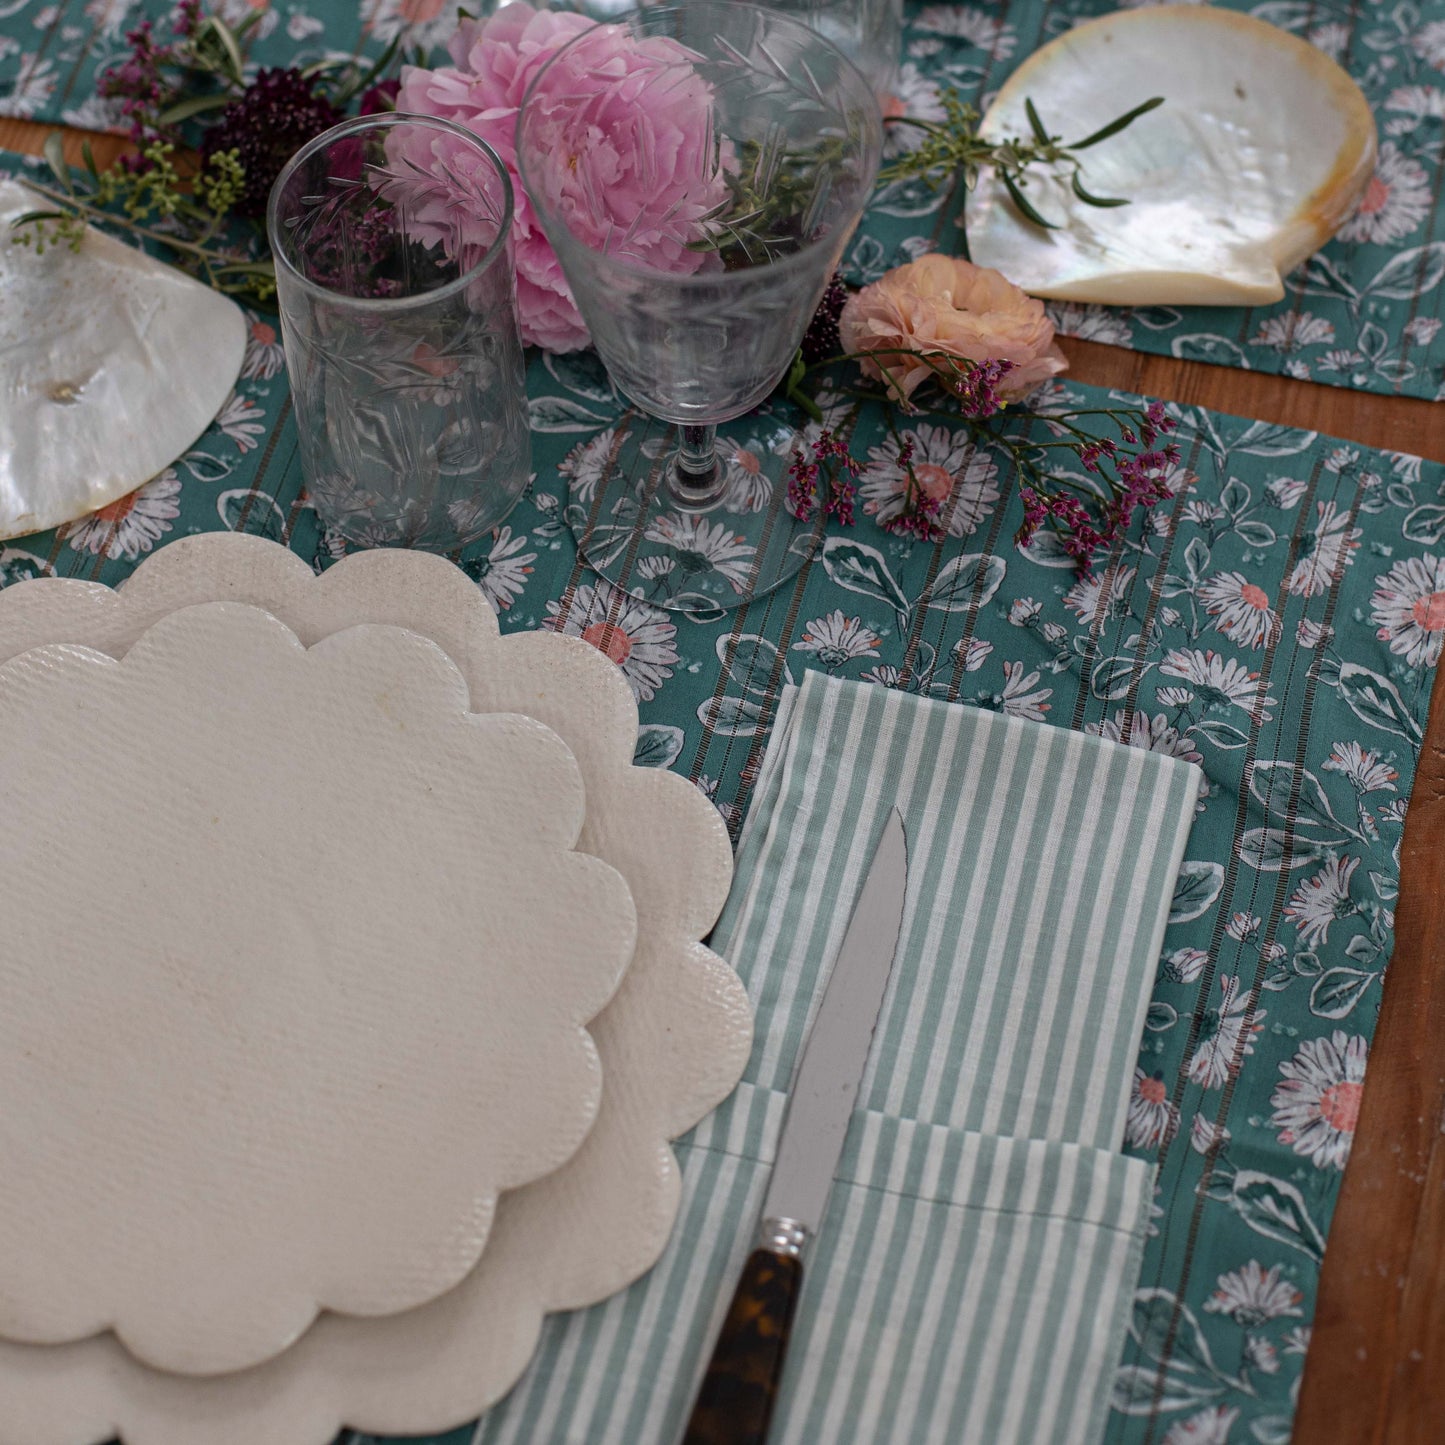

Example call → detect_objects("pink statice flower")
396 2 725 351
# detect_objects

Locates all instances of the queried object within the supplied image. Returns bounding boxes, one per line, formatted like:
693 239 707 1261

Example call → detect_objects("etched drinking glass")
268 114 530 552
754 0 903 101
517 1 882 613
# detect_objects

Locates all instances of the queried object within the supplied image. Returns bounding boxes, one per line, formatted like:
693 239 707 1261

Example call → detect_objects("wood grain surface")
3 115 1444 1444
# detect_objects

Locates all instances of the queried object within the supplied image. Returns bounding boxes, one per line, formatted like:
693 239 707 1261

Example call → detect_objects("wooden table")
5 116 1444 1445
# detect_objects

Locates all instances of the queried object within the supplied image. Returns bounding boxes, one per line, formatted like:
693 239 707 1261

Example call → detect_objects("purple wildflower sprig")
782 290 1182 568
786 430 861 526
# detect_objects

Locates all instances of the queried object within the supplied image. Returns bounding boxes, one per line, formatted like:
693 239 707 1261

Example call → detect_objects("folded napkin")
472 671 1202 1445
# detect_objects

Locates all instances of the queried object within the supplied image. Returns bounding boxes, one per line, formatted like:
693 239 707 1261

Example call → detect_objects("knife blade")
681 808 910 1445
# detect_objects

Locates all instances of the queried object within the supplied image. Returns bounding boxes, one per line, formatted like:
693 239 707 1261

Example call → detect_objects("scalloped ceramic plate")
0 601 635 1376
0 537 750 1444
965 7 1378 306
0 179 245 540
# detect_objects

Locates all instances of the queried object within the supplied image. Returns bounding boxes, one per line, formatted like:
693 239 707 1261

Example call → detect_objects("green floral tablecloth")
2 0 1443 397
3 4 1445 1444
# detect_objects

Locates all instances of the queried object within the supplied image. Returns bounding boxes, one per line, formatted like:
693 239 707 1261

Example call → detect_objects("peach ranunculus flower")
838 253 1068 406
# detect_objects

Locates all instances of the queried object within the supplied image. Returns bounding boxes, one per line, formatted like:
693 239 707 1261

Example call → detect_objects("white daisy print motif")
1162 1406 1240 1445
860 424 1000 537
1064 566 1136 625
881 64 945 157
241 315 286 381
1160 649 1276 721
464 526 535 613
1322 741 1397 795
1203 1260 1303 1326
558 428 617 505
1338 142 1432 244
912 4 1017 56
216 391 266 452
1186 975 1265 1089
1086 710 1203 766
1045 301 1134 346
718 440 772 515
0 54 56 118
1287 500 1360 597
1371 554 1445 667
1270 1030 1368 1169
1284 856 1360 947
792 611 881 672
363 0 456 48
545 583 679 702
63 473 182 561
1189 1114 1230 1154
643 513 756 595
1125 1068 1179 1150
995 661 1050 721
1250 312 1335 352
1198 571 1278 649
954 636 994 673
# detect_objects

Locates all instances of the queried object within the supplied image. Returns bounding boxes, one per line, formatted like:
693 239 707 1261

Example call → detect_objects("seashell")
964 7 1377 307
0 179 246 540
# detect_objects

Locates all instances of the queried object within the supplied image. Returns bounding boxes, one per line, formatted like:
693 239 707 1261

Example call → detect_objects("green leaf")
1310 966 1376 1019
1359 242 1445 303
1169 860 1224 923
1112 1363 1224 1416
1238 827 1325 872
1235 519 1278 549
1219 477 1251 514
9 209 68 227
1091 654 1146 701
1000 168 1058 230
42 132 70 191
217 489 284 542
80 138 98 181
633 724 684 769
717 633 791 697
1335 663 1423 744
1068 95 1164 149
1250 1416 1295 1445
1219 1169 1325 1262
157 93 234 126
1128 1288 1219 1374
1247 760 1353 837
1070 171 1129 208
1183 536 1210 583
1191 718 1249 750
696 693 766 737
1024 97 1050 146
1145 1001 1177 1032
528 395 615 432
918 553 1006 614
1402 504 1445 545
201 15 246 85
820 538 910 627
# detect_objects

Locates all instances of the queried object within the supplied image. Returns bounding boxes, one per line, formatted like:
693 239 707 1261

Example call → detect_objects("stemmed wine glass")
517 1 882 614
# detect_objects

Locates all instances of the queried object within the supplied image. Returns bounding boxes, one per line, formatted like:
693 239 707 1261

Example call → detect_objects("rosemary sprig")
880 88 1163 229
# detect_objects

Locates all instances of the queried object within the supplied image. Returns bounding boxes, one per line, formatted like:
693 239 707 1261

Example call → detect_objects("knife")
681 807 910 1445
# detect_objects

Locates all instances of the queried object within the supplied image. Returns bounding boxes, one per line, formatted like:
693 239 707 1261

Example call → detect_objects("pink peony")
839 253 1068 404
395 2 725 352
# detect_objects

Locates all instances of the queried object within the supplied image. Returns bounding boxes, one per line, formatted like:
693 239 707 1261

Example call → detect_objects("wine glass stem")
669 424 726 510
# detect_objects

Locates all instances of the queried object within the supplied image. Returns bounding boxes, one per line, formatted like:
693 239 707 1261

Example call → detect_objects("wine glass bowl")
517 1 882 611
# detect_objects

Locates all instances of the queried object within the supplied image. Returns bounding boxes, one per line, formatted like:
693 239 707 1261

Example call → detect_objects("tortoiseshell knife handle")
681 1245 804 1445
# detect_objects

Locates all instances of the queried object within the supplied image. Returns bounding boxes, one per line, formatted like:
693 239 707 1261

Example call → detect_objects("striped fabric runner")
468 673 1200 1445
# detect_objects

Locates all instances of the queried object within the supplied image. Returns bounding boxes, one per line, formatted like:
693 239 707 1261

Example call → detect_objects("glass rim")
515 0 883 290
266 111 516 312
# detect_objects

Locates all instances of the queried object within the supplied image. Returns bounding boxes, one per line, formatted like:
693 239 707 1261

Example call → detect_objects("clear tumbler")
267 114 530 551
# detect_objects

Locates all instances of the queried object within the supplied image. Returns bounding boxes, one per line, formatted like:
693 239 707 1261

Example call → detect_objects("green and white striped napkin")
472 671 1201 1445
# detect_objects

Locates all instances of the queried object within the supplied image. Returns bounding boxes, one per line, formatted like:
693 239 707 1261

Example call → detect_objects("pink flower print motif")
544 582 679 701
995 661 1050 720
1322 741 1397 795
792 611 881 672
1270 1030 1368 1169
1203 1260 1303 1326
1063 566 1136 625
1163 1406 1240 1445
241 315 286 380
1338 142 1432 245
1125 1068 1179 1150
1165 947 1209 984
1197 572 1277 649
1159 649 1276 722
1287 501 1360 598
1284 855 1360 947
1371 554 1445 668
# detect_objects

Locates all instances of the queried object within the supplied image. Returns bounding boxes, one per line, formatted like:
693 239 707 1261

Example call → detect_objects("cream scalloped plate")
0 180 245 539
0 537 752 1445
965 6 1378 306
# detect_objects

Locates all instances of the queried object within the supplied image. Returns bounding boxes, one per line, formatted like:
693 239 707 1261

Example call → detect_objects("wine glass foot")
565 411 827 617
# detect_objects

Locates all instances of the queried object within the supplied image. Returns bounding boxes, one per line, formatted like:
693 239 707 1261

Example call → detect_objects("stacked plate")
0 535 752 1445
